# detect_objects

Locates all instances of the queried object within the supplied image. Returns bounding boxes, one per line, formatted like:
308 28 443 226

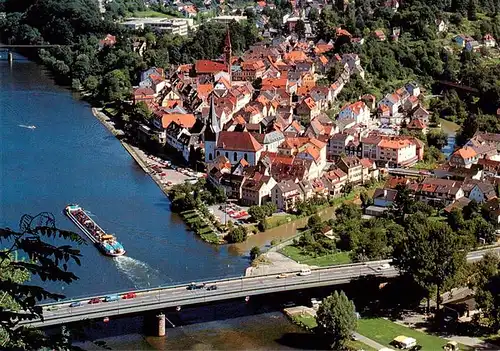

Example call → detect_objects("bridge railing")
39 259 392 307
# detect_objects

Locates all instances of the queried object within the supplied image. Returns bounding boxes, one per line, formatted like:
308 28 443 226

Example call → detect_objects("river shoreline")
91 107 174 197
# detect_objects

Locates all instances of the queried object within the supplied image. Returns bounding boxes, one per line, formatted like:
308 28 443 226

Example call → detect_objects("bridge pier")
157 313 166 337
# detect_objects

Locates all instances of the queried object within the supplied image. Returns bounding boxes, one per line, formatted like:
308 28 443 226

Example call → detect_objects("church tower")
224 27 232 82
204 95 220 163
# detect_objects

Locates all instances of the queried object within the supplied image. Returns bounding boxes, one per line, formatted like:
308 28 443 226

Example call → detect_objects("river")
0 54 255 298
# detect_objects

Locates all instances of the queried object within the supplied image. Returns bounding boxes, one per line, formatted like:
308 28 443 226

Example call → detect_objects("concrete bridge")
20 248 494 329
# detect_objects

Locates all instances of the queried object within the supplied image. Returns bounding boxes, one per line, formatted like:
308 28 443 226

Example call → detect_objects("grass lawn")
267 214 297 228
292 313 317 329
131 10 173 18
280 245 352 266
200 232 219 244
291 314 376 351
357 318 472 351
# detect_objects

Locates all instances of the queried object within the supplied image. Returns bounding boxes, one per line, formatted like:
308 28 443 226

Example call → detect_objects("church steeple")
224 27 232 81
204 94 220 162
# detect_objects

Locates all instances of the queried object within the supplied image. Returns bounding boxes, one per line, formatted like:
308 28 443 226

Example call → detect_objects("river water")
0 55 257 298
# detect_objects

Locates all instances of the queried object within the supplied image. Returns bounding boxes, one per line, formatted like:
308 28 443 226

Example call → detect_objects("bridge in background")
21 248 494 328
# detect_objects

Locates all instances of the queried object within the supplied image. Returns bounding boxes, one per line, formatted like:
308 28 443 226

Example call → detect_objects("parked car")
104 294 120 302
69 301 82 308
206 285 217 291
89 298 101 304
122 292 137 299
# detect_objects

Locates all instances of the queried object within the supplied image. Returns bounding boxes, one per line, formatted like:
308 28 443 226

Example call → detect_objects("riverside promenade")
91 108 189 196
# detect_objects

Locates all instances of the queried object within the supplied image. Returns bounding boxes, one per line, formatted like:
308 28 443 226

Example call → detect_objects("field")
357 317 472 351
280 245 352 266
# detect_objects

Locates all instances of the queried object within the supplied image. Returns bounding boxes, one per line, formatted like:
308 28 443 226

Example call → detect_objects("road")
21 248 498 328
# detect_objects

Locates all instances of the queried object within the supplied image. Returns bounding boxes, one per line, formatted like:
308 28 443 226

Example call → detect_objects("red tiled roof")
217 131 263 152
195 60 227 74
161 113 196 129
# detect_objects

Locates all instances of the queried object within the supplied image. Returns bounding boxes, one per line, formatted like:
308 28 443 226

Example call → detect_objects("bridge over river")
21 248 494 328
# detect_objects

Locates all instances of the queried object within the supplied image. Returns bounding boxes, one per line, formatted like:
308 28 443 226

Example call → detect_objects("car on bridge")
122 292 137 299
104 294 120 302
277 273 289 279
69 301 82 308
187 282 206 290
45 305 59 311
89 298 101 304
206 285 217 291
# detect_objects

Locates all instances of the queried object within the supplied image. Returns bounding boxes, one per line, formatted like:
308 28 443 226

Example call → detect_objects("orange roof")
161 113 196 129
453 146 477 159
177 64 192 73
262 78 288 88
408 119 426 129
319 55 328 65
197 84 213 96
241 60 265 71
379 139 411 149
284 51 308 62
257 1 266 7
296 86 312 96
262 151 294 165
302 97 316 109
336 28 352 37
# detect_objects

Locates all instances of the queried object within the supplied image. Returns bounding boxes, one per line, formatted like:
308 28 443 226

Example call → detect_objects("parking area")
141 152 204 186
208 203 250 225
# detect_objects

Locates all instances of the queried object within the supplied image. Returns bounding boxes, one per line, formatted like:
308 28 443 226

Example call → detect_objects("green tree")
307 214 322 231
248 205 266 222
426 129 448 149
316 291 357 350
83 75 99 93
393 214 467 313
100 69 131 103
225 226 248 243
0 212 84 349
250 246 261 260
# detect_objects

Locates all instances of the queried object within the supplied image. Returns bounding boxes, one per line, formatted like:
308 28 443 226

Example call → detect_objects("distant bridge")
387 168 432 177
438 80 479 94
19 248 495 328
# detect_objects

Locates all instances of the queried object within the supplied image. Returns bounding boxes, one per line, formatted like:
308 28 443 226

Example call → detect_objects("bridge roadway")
22 248 496 328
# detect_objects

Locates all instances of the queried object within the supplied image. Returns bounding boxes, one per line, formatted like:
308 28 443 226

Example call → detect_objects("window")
234 152 238 162
216 151 220 156
225 152 229 158
244 153 248 161
208 153 213 161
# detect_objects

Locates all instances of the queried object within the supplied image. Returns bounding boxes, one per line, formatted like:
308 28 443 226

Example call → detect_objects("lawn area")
131 10 173 18
280 245 352 266
291 314 377 351
357 318 472 351
267 214 297 228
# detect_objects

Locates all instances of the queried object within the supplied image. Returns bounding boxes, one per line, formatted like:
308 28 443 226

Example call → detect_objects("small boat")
64 204 126 257
19 124 36 129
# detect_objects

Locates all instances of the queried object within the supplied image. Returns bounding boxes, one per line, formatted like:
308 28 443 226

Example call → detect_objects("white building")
122 18 193 36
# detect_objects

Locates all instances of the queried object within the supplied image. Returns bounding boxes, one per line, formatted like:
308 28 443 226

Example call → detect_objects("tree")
225 226 247 243
294 19 306 39
469 252 500 329
83 75 99 94
307 214 322 231
393 214 467 313
467 0 477 20
250 246 261 260
1 212 84 349
316 291 357 350
248 205 266 222
100 69 131 103
426 129 448 149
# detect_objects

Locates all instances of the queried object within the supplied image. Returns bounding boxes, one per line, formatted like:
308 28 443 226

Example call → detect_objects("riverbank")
91 108 190 197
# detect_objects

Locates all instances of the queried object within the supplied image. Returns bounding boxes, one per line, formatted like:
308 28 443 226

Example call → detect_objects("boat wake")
19 124 36 129
113 256 166 289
